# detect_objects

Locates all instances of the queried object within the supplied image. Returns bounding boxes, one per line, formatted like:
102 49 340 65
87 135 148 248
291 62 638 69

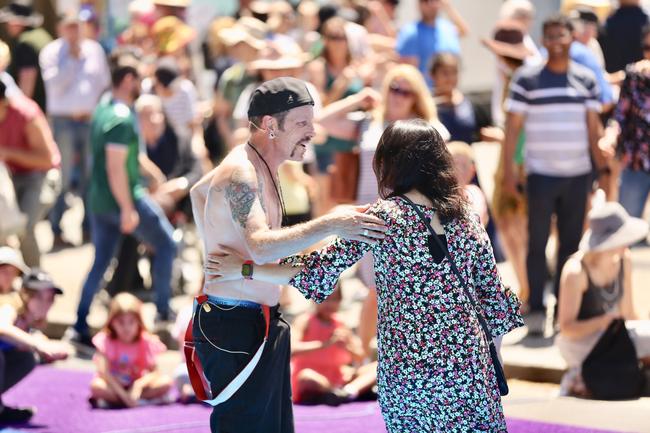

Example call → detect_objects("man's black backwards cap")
247 77 314 119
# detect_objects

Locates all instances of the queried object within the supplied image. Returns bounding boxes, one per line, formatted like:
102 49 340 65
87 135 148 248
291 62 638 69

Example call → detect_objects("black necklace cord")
247 141 287 224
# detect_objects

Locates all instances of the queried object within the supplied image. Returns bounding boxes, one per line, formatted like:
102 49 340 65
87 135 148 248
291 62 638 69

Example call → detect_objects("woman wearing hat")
481 20 534 308
0 247 29 295
556 194 650 396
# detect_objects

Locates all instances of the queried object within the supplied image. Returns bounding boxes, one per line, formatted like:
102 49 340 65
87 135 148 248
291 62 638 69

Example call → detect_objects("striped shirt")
505 62 601 177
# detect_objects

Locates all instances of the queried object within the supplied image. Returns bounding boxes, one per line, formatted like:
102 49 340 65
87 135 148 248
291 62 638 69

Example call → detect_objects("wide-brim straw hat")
0 0 43 27
249 41 309 71
579 202 649 253
152 15 196 55
482 19 532 61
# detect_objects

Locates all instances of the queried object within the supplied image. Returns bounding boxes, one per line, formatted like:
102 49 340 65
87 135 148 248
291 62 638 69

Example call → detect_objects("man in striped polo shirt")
502 15 609 334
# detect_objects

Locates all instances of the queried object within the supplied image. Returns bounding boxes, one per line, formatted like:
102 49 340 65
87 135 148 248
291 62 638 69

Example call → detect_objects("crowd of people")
0 0 650 430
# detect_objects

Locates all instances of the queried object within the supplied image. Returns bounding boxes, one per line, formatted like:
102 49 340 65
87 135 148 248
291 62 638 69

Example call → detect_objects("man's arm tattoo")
225 169 257 228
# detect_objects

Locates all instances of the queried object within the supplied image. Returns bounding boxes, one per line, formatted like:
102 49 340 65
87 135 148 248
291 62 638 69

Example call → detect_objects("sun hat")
0 247 29 275
152 15 196 55
219 17 268 51
0 0 43 27
481 20 532 61
249 40 309 71
22 268 63 295
219 19 267 51
579 201 649 253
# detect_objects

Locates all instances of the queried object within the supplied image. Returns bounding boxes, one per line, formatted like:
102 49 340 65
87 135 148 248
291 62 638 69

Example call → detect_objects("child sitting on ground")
291 285 377 406
447 141 489 226
90 293 172 408
0 269 69 424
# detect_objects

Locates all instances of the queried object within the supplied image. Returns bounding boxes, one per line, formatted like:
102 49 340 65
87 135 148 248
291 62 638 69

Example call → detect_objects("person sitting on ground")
0 269 68 424
0 247 29 295
89 292 172 409
556 193 650 397
291 284 377 406
447 141 489 227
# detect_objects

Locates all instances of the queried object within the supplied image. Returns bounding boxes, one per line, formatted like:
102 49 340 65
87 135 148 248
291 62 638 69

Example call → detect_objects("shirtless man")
189 77 386 433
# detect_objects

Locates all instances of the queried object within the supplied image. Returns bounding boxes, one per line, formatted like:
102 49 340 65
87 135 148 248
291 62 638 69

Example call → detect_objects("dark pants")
192 303 294 433
526 173 590 312
0 348 37 410
74 196 177 335
48 116 91 236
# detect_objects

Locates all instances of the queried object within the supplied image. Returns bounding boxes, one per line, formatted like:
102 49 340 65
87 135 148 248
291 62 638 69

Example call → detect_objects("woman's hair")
430 52 460 76
104 292 146 340
320 16 351 65
374 119 468 222
374 64 439 124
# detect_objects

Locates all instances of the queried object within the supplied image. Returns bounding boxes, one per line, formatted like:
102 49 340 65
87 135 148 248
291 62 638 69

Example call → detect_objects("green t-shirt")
89 99 144 213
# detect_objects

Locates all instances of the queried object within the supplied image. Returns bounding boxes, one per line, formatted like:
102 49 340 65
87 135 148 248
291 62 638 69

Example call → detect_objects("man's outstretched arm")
221 163 386 264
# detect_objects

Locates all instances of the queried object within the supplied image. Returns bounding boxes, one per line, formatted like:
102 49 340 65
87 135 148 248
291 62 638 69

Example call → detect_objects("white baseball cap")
0 247 29 275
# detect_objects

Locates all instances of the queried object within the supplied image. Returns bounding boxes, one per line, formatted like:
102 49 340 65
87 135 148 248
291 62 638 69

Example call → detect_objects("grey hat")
579 202 649 252
0 247 29 275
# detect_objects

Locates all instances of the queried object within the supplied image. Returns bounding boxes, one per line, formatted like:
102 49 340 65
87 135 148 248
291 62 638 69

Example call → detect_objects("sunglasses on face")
389 84 414 97
643 44 650 52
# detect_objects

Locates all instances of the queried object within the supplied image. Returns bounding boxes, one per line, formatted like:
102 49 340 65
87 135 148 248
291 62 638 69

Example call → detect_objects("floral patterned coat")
284 197 523 432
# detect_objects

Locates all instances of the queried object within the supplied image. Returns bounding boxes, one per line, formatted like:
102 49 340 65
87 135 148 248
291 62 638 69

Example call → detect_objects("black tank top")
577 260 624 320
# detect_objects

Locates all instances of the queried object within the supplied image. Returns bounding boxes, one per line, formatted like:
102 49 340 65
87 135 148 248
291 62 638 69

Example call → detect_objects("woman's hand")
205 248 247 282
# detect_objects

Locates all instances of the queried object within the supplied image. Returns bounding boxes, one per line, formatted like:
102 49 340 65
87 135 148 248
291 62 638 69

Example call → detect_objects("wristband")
242 260 254 280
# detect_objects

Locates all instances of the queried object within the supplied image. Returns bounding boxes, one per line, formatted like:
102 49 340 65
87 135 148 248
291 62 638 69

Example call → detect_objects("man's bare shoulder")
191 145 257 197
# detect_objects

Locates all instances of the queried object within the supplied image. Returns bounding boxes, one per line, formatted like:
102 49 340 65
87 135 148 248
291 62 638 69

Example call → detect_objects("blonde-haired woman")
318 63 448 204
317 63 449 356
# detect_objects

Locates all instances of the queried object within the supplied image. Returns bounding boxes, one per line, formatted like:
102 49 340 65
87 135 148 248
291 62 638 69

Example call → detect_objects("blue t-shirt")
569 42 614 105
396 19 460 87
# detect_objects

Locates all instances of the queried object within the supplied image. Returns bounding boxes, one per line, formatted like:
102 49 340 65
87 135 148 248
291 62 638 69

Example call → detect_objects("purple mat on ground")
1 367 626 433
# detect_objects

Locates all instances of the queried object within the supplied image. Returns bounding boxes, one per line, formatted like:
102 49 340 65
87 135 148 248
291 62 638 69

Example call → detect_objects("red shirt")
0 96 60 174
291 314 353 401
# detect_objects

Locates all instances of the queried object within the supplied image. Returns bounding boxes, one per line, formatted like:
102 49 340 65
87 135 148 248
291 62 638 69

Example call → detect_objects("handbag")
328 150 359 204
400 195 509 396
582 319 645 400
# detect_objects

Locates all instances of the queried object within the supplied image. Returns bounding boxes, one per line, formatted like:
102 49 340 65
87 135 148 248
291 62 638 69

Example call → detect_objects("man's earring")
269 130 276 139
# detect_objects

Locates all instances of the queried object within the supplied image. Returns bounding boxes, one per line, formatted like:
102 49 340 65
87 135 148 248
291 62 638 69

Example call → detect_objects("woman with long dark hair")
204 119 523 431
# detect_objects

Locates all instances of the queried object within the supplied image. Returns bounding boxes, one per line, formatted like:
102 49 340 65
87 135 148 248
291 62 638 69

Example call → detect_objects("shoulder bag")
400 195 509 396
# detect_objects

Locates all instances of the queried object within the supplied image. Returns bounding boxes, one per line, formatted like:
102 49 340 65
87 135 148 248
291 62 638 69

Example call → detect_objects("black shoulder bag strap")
400 195 509 396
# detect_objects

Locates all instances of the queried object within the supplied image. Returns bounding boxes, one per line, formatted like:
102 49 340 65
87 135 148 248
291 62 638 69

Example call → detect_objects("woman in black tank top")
555 199 650 396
